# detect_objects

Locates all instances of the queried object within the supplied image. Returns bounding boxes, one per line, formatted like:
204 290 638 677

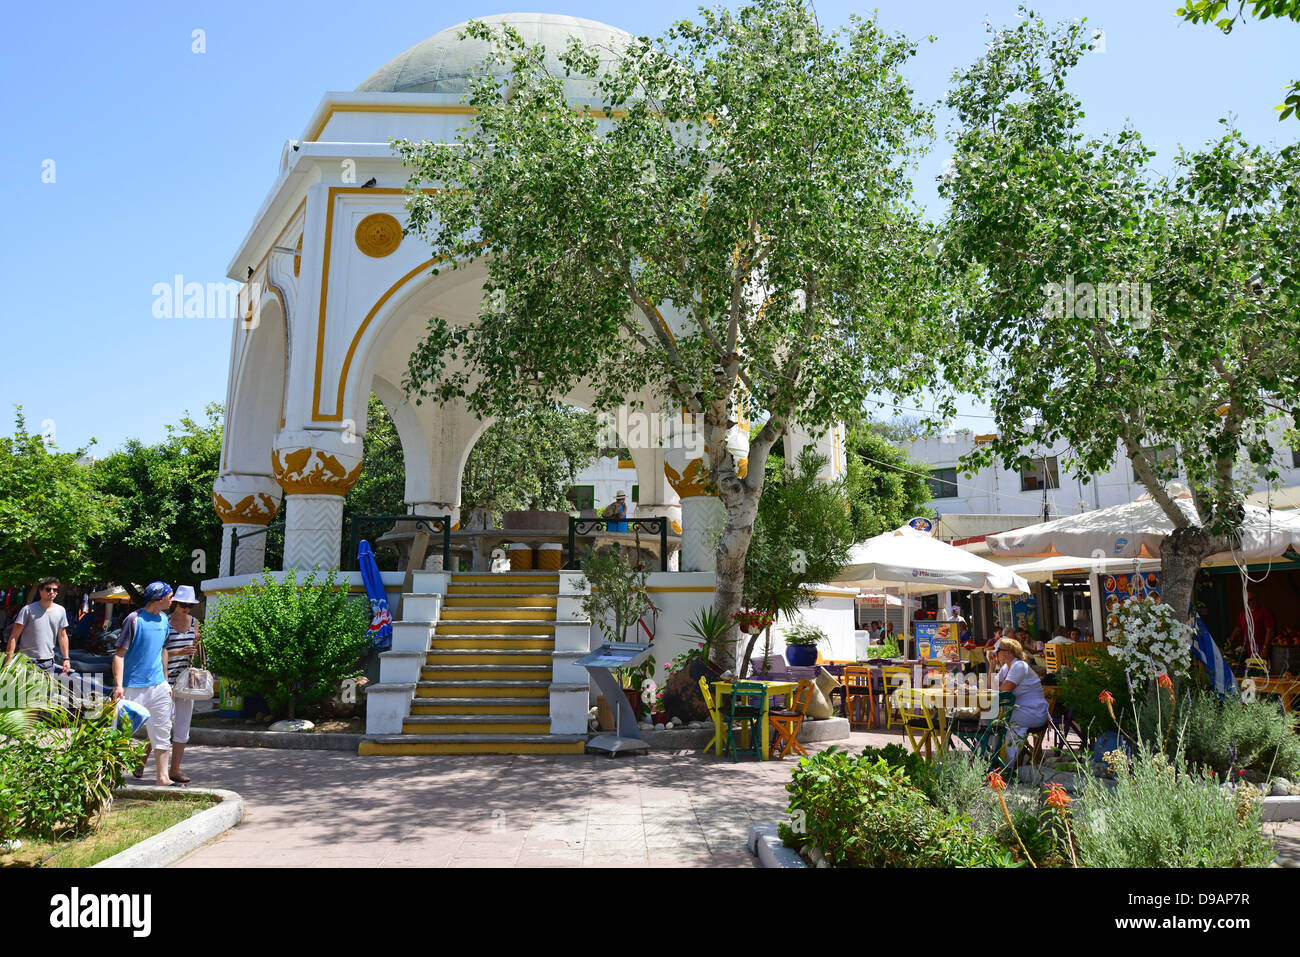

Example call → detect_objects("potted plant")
620 656 656 721
660 607 732 722
732 607 776 636
783 621 827 667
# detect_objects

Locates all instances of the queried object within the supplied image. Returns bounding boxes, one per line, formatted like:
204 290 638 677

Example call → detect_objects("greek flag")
1191 616 1237 698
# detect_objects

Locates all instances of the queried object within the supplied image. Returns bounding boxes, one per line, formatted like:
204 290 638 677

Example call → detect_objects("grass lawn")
0 794 220 868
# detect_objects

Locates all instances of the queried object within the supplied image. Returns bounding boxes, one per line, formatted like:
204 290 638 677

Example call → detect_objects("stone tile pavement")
172 731 901 868
170 726 1300 867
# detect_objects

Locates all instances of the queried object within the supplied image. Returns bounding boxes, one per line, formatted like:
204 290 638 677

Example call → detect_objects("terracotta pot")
623 688 643 720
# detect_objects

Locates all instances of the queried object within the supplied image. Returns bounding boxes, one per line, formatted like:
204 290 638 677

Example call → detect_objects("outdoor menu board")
915 621 960 663
1102 570 1160 613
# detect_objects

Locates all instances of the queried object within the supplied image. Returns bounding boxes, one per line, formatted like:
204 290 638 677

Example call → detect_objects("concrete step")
434 621 556 635
422 664 553 681
430 636 555 650
426 649 554 665
443 595 558 607
416 680 550 698
359 733 587 755
452 573 559 583
440 607 556 621
446 586 560 597
411 697 551 715
401 714 551 734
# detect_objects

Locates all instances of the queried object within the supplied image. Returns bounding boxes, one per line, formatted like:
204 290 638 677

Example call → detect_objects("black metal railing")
345 514 451 571
566 516 669 572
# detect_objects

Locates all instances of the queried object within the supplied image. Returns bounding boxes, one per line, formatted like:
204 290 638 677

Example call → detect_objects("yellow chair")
880 665 912 730
699 677 725 754
842 666 878 730
1043 644 1060 673
894 688 943 760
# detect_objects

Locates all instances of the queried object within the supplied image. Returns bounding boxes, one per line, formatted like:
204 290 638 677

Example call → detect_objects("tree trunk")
1158 525 1214 626
710 489 761 672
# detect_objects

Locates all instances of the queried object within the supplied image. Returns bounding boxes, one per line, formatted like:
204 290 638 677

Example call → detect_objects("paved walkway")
172 730 901 868
171 727 1300 867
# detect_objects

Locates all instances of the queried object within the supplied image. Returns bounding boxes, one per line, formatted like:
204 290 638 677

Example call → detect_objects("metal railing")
345 514 451 571
566 516 669 572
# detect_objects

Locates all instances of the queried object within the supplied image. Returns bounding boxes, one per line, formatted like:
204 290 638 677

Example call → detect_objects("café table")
710 679 798 760
892 683 998 760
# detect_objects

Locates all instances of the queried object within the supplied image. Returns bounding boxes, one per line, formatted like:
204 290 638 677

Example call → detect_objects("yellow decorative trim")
617 458 635 469
293 234 302 277
737 457 748 480
271 447 364 496
664 458 715 498
355 213 402 258
211 491 280 526
305 103 626 146
670 519 682 535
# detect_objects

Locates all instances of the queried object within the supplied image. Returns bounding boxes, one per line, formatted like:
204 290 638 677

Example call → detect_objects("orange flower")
1157 674 1173 690
986 770 1006 791
1098 690 1114 704
1046 783 1072 810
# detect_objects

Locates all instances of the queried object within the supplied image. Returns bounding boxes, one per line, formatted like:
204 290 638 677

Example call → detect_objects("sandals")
171 773 191 784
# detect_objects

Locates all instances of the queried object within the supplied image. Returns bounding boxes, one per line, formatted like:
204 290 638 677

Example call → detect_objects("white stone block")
411 571 451 595
402 594 441 621
379 651 426 684
366 685 415 735
391 621 433 653
549 686 590 734
553 621 593 653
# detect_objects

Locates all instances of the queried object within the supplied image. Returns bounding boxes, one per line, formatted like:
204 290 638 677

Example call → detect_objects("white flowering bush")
1105 596 1193 685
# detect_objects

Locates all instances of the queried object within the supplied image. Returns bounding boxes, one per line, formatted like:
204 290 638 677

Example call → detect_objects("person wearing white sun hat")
163 585 202 784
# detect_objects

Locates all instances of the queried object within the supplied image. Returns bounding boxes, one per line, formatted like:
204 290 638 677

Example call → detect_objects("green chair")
726 681 767 762
952 691 1016 774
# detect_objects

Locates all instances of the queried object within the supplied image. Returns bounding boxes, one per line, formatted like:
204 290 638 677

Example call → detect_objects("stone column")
272 429 364 571
212 473 283 577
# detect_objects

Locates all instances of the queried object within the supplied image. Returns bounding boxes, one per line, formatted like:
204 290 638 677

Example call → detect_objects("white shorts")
171 694 194 744
125 682 173 751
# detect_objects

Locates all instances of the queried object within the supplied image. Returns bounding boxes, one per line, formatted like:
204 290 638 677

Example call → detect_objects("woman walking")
164 585 202 784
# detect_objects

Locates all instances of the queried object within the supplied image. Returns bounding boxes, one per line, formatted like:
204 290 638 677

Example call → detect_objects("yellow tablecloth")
711 680 798 760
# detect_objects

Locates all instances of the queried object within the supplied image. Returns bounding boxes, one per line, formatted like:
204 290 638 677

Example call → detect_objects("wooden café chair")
842 665 878 730
768 679 815 760
880 665 912 730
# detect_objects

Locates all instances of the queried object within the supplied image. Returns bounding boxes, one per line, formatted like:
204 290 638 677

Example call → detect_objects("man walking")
3 577 71 673
111 581 175 787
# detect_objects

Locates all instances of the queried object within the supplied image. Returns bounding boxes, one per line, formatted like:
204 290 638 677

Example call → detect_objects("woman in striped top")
165 585 202 784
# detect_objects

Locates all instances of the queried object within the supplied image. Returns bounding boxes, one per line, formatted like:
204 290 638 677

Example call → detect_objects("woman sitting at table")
992 637 1050 767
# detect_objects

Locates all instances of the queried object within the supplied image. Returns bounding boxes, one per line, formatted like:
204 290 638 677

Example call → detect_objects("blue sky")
1 0 1296 455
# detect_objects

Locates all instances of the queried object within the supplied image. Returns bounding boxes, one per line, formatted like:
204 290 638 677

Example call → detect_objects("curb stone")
189 727 361 751
749 825 806 868
93 786 243 868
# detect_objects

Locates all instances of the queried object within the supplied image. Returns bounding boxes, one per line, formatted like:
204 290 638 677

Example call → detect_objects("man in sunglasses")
3 576 71 673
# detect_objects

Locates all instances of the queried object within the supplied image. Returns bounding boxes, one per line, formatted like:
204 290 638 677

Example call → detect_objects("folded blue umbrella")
358 539 393 652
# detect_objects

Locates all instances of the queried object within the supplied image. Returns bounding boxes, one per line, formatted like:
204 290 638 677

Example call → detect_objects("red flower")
1098 691 1115 704
1045 783 1072 810
1157 674 1173 690
986 770 1006 791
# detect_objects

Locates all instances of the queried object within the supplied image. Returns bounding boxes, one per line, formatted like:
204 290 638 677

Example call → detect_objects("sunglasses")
42 587 58 593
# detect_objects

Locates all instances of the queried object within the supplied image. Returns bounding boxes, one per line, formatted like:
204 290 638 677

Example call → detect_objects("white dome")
356 13 634 101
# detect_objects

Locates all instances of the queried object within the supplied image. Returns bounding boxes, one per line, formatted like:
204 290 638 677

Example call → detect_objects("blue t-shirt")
116 610 169 688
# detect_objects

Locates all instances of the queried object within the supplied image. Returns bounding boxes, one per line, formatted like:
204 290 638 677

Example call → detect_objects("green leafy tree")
843 422 933 540
1177 0 1300 120
460 403 598 515
90 405 223 601
0 409 120 588
396 1 966 666
741 450 853 673
345 394 407 520
940 13 1300 622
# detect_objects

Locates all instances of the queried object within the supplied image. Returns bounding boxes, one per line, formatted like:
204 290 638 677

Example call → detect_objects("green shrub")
862 638 900 660
857 742 936 798
0 710 144 840
1173 690 1300 779
1054 654 1132 744
204 568 370 718
782 747 1010 867
1072 745 1274 867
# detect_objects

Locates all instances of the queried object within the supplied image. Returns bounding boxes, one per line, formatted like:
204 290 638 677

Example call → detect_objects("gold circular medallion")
354 213 402 258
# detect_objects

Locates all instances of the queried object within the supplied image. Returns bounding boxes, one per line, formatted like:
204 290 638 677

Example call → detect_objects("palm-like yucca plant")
0 654 63 739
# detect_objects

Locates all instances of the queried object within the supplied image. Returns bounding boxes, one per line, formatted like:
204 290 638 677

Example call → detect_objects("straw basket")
536 542 564 571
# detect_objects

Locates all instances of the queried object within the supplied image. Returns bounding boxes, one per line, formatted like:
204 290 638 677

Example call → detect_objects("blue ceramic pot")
785 644 817 667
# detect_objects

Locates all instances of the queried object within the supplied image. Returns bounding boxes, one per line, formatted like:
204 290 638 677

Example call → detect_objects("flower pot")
785 644 817 667
652 711 671 727
623 688 643 720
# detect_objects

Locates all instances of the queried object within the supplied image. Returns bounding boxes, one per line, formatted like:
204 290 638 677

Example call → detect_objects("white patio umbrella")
1005 555 1162 584
986 485 1300 562
831 525 1031 644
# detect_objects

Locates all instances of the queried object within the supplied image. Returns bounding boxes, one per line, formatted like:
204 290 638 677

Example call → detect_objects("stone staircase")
360 571 591 755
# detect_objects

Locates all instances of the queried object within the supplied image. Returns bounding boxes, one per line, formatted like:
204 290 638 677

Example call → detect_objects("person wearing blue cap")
112 581 176 786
